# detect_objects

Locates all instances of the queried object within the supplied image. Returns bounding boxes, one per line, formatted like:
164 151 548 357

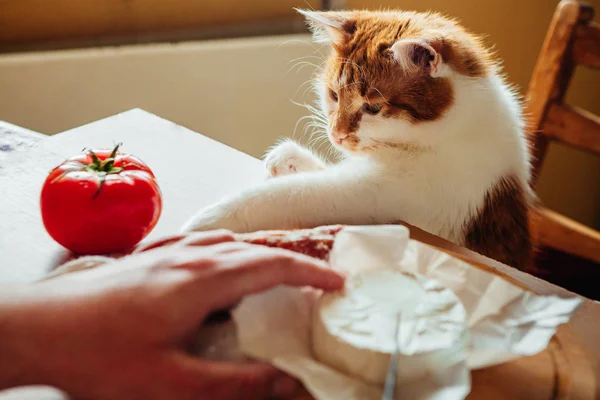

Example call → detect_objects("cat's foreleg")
182 170 390 233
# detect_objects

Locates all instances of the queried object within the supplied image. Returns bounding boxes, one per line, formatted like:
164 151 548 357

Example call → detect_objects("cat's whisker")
313 43 330 59
318 140 338 160
287 60 317 71
309 135 327 144
306 122 327 137
368 87 386 102
276 38 322 51
307 137 320 148
307 130 328 143
307 113 327 125
287 61 322 75
291 78 320 100
305 121 326 131
287 55 325 65
304 124 319 138
309 138 327 152
306 125 328 139
289 100 329 125
305 77 325 97
292 115 320 140
300 0 316 11
310 121 328 131
301 83 317 98
306 121 327 130
306 124 328 139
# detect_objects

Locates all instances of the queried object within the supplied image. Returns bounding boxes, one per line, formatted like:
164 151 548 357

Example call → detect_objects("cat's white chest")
362 156 489 244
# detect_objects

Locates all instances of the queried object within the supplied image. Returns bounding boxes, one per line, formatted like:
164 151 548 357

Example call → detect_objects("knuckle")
184 230 235 244
213 241 251 253
211 229 235 239
270 249 297 267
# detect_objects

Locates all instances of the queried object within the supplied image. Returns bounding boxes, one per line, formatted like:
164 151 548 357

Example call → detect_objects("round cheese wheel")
312 269 468 388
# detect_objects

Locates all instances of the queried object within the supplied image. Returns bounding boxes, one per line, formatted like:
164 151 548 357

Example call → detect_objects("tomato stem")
93 172 107 199
89 150 102 166
102 143 123 171
85 143 125 199
108 143 122 159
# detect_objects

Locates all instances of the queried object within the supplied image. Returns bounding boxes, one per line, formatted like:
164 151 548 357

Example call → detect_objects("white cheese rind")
312 269 468 388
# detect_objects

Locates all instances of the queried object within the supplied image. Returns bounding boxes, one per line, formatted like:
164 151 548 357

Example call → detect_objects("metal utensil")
381 314 401 400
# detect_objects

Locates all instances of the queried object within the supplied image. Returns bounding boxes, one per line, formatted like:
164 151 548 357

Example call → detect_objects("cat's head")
299 9 493 154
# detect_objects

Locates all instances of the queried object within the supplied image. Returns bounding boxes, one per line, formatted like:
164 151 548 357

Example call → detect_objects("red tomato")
40 144 162 254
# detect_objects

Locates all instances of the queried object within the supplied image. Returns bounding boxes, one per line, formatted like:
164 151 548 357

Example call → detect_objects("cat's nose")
334 133 349 144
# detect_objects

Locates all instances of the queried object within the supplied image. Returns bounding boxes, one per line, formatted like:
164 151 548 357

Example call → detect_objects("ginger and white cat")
184 9 533 270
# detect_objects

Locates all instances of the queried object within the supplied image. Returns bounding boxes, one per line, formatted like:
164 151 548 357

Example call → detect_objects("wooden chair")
526 0 600 296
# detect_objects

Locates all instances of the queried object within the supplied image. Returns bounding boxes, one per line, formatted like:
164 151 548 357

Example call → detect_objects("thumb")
172 354 301 400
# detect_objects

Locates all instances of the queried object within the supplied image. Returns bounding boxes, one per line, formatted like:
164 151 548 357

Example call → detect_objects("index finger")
134 230 235 253
133 235 186 253
199 248 345 313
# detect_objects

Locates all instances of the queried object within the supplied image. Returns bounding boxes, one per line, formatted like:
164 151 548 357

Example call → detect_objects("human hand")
0 231 344 400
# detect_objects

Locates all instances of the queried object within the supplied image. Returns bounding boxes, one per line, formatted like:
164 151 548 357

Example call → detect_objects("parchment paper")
232 225 582 400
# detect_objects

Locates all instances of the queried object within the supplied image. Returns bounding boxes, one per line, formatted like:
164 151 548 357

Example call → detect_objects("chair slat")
531 208 600 265
573 22 600 69
542 103 600 155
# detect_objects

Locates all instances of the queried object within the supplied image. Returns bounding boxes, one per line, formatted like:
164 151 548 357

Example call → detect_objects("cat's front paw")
264 140 324 178
181 202 247 233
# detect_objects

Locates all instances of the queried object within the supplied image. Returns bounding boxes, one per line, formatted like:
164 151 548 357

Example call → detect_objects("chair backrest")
526 0 600 274
526 0 600 184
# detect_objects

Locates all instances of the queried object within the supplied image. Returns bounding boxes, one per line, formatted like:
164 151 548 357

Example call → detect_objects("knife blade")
381 314 401 400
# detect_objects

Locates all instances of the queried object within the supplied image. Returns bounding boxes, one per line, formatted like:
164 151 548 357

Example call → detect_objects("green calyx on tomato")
53 143 124 199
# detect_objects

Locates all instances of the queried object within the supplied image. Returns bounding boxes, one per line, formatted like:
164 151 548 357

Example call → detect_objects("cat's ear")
391 38 445 78
296 9 355 45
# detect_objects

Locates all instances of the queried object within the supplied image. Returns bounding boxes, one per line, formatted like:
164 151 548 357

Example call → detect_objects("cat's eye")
329 89 339 102
363 103 382 115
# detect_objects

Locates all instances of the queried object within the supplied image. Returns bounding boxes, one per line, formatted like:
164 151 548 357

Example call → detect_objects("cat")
183 9 534 270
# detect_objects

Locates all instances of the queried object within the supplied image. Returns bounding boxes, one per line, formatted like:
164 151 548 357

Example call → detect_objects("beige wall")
1 0 599 228
0 35 320 158
346 0 600 229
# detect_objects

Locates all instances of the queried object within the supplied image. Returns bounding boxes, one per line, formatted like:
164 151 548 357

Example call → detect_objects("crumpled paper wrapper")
46 224 582 400
232 225 582 400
